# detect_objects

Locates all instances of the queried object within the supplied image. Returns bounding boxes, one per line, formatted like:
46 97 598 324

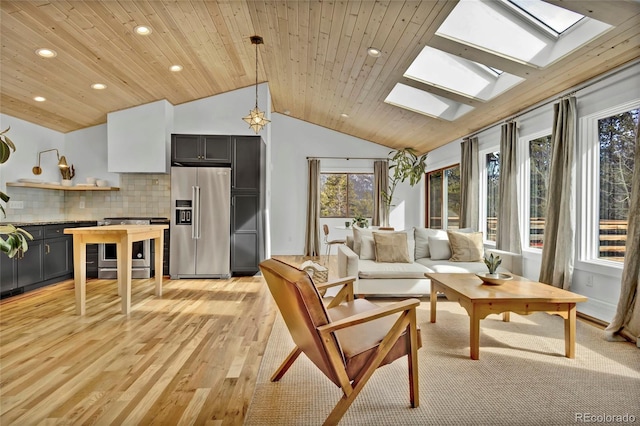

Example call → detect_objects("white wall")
424 62 640 322
65 124 120 187
269 113 424 254
0 114 65 186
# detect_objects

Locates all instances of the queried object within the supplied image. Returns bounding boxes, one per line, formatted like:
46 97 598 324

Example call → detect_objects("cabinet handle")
45 244 50 254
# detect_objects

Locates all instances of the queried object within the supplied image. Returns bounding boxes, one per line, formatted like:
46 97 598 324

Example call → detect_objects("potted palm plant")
382 148 428 224
1 127 33 257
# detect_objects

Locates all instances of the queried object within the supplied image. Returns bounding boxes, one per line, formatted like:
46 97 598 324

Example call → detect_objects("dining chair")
259 258 421 425
323 224 346 264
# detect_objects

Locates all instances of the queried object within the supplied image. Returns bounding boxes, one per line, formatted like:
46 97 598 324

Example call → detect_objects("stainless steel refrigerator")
170 167 231 278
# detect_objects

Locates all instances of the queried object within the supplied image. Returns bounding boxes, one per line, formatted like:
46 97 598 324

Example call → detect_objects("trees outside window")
485 152 500 242
320 173 373 218
529 135 552 248
426 165 460 229
598 108 638 262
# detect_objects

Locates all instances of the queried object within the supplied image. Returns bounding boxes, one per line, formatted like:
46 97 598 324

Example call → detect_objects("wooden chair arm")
316 276 356 307
317 298 420 334
315 276 357 291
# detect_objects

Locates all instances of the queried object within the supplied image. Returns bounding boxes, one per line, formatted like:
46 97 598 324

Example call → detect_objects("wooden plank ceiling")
1 1 639 154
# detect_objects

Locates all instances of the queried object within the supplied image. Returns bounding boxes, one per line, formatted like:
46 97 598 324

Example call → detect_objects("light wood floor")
0 255 326 425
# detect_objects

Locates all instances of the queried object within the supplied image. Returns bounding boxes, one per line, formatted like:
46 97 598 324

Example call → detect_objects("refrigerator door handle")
192 185 199 239
196 186 201 239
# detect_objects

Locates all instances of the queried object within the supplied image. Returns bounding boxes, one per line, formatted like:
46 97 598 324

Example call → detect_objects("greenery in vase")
352 214 369 228
484 253 502 275
1 127 33 258
382 147 428 212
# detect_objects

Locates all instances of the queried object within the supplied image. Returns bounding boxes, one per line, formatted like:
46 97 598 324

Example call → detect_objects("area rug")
245 300 640 425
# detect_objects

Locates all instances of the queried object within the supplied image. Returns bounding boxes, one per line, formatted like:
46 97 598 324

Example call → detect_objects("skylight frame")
503 0 585 38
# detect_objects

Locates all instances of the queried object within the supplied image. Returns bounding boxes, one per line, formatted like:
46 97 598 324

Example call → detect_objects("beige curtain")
539 97 577 290
373 160 389 227
496 122 521 254
460 137 479 230
605 123 640 346
304 159 321 256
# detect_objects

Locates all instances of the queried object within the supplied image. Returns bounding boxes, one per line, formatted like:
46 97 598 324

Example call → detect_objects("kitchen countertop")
1 220 98 227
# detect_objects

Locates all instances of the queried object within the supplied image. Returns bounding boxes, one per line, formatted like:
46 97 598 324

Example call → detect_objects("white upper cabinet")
107 100 174 173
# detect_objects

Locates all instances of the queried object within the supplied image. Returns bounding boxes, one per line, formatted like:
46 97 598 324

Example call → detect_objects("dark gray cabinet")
232 136 262 191
172 134 232 166
231 136 265 275
1 225 44 294
43 225 73 281
1 222 95 298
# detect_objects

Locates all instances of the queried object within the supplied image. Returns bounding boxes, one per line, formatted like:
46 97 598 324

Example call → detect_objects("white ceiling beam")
429 34 540 79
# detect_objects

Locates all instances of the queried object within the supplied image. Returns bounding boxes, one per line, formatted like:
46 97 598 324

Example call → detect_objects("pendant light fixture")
243 35 270 134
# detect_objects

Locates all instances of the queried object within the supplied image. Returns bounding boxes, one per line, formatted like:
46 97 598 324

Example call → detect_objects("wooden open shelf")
7 182 119 191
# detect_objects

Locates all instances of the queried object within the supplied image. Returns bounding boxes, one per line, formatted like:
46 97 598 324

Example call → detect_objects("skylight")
404 46 523 102
507 0 584 35
384 83 474 121
435 0 611 68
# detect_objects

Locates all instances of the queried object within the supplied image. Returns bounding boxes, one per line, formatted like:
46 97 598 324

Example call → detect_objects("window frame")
425 164 460 230
319 171 374 219
578 99 639 269
480 148 500 245
518 129 553 254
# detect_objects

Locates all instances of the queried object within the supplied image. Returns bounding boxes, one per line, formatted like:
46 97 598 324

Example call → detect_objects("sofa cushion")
358 259 431 279
448 231 484 262
414 228 447 259
359 236 375 260
428 237 451 260
373 232 411 263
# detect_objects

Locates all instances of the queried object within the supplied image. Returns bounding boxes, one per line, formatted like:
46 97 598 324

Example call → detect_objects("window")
426 165 460 229
485 152 500 242
528 135 552 248
320 173 373 218
597 108 638 262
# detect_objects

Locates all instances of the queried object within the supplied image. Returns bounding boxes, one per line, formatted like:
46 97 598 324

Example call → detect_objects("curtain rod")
306 156 388 161
465 59 639 140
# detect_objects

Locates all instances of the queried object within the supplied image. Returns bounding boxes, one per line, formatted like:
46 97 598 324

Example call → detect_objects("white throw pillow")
359 236 376 260
428 237 452 260
352 227 373 255
414 227 447 259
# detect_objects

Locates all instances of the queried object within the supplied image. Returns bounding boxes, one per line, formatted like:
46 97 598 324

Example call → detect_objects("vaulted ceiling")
1 1 639 154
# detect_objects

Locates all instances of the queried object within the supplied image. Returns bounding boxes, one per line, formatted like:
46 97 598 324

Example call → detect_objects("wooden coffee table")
426 273 588 360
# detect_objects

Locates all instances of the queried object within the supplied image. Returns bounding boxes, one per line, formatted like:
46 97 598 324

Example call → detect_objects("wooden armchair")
259 258 422 425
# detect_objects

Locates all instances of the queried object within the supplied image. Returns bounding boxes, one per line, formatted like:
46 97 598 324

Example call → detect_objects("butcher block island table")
426 273 588 360
64 224 169 315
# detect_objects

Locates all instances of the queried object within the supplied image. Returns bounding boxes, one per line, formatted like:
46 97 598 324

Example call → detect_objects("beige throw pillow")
373 232 411 263
447 231 484 262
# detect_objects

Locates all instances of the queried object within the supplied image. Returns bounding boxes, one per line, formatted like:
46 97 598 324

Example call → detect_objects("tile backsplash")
3 174 171 222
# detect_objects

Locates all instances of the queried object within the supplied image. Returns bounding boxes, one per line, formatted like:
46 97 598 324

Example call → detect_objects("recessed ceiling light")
35 48 57 58
91 83 107 90
134 25 152 35
34 96 46 102
341 113 350 118
169 64 183 72
367 47 381 57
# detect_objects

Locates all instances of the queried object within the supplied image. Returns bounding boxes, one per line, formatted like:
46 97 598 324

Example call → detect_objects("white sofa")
337 227 522 296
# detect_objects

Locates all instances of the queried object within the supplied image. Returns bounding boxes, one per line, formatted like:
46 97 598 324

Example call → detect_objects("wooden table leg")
154 234 163 296
117 236 133 315
564 303 577 358
430 282 437 323
73 237 87 315
470 308 480 360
